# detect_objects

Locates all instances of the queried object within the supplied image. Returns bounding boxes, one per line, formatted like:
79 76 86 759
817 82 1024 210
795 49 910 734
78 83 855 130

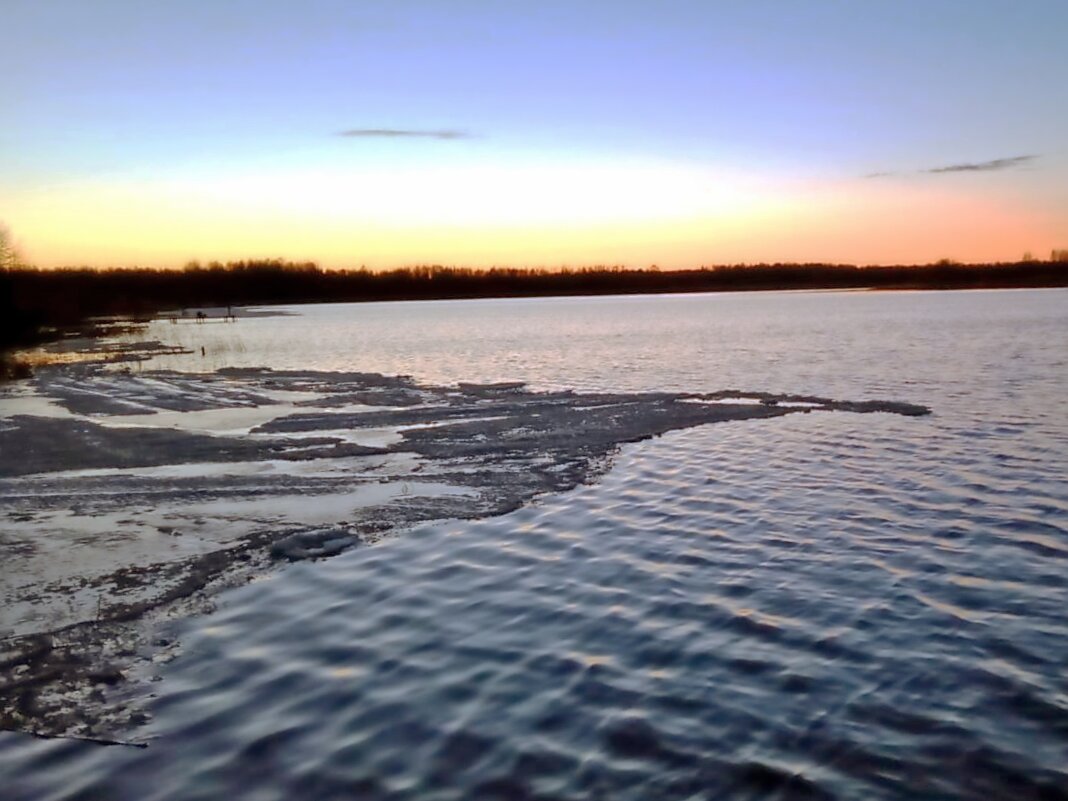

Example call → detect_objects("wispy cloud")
865 154 1038 179
336 128 472 140
924 155 1036 173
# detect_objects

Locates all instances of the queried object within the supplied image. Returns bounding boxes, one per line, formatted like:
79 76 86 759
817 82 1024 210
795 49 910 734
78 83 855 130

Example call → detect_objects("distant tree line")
3 258 1068 353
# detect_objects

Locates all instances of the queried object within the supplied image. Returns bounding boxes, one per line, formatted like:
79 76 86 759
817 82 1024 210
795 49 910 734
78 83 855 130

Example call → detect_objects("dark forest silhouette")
3 259 1067 359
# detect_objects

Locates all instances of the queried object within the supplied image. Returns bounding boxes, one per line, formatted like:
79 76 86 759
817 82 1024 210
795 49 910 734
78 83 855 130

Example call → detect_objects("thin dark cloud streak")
336 128 473 140
925 154 1036 173
865 154 1038 178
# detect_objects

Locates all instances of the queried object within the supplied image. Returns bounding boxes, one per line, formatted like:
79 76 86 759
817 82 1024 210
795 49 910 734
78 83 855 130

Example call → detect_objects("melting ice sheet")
0 363 929 741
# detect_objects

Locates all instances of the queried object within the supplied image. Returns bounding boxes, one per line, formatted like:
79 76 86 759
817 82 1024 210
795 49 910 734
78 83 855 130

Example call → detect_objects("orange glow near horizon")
4 3 1067 272
2 161 1056 269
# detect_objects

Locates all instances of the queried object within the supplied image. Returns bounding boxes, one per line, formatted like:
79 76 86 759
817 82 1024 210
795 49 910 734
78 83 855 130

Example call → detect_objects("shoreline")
5 284 1067 382
5 261 1067 360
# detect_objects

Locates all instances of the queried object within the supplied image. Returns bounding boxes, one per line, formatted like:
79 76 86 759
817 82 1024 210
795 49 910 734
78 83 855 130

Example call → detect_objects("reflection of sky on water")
2 289 1067 799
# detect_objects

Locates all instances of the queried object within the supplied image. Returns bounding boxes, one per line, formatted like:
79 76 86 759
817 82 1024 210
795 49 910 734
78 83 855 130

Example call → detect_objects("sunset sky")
2 1 1066 268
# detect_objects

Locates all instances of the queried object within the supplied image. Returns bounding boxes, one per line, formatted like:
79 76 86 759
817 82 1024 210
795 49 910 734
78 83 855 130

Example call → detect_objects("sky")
2 0 1066 269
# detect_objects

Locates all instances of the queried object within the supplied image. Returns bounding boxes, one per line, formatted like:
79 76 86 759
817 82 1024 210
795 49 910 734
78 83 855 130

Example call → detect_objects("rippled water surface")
4 289 1068 800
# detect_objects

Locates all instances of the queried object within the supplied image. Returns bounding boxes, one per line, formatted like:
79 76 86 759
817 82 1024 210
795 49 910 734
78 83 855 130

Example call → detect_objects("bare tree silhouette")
0 223 19 270
2 258 1067 356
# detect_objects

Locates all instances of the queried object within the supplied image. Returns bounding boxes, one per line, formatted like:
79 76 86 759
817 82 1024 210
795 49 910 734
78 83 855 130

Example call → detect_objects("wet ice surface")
2 289 1067 800
0 361 927 741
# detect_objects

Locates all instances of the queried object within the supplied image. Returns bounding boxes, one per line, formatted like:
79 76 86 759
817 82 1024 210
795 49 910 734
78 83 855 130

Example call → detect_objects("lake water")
3 289 1067 800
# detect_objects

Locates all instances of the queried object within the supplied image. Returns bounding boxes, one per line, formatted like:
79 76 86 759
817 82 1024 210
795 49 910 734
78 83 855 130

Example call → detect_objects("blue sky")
2 1 1066 266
